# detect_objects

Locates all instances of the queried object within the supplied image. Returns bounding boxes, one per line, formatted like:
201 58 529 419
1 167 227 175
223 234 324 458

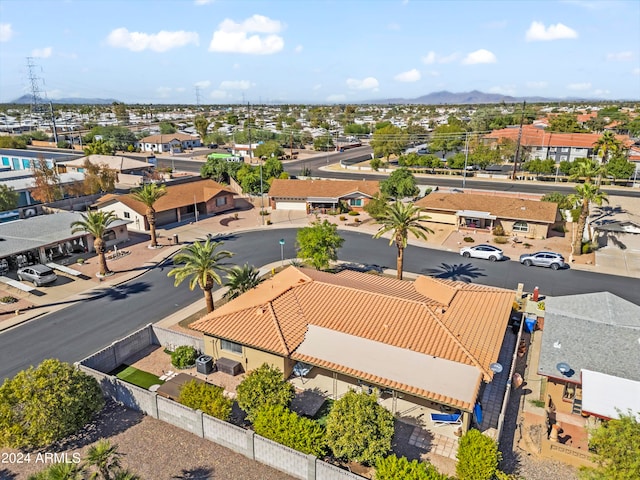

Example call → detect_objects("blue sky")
1 0 638 104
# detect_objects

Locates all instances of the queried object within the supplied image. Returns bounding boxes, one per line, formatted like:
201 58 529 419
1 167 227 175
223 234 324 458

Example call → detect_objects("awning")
581 369 640 420
456 210 497 220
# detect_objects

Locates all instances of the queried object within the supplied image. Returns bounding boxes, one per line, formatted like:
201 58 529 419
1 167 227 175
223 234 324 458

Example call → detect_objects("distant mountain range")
9 95 118 105
368 90 597 105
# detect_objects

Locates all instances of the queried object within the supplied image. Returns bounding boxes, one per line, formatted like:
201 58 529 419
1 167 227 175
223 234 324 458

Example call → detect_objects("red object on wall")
532 286 539 302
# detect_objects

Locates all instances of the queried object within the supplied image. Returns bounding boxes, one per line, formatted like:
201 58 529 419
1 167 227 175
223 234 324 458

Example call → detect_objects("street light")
279 238 285 266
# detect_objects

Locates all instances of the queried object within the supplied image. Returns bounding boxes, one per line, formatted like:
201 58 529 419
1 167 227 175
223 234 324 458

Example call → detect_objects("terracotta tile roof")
191 267 515 410
268 178 379 200
139 133 198 143
485 125 633 149
415 192 558 224
95 179 234 215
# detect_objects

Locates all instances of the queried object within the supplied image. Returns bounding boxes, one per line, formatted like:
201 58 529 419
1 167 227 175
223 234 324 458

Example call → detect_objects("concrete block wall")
151 325 204 352
203 414 251 456
81 325 153 373
254 435 312 480
316 461 363 480
157 395 202 436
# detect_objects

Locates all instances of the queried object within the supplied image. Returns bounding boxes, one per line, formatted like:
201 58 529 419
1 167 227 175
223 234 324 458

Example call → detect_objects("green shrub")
339 215 346 221
529 399 545 408
492 225 505 236
76 258 85 264
0 296 17 304
266 219 272 225
259 210 270 216
254 404 327 456
376 454 449 480
178 379 232 421
582 242 592 254
456 429 501 480
236 363 295 421
523 243 532 249
493 236 508 244
537 301 545 311
348 211 360 216
170 345 198 369
463 237 475 243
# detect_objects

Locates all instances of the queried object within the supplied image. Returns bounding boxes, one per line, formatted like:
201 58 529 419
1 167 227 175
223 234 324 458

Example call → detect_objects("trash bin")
196 355 213 375
173 234 179 245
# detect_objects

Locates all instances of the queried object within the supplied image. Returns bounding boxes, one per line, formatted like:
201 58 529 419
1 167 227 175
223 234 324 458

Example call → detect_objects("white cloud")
462 49 497 65
567 82 591 91
31 47 53 58
294 44 303 53
422 51 436 65
488 85 516 95
219 80 252 90
606 51 633 61
394 68 421 82
194 80 211 88
526 81 548 88
593 89 610 96
525 21 578 41
209 14 284 55
0 23 14 42
327 94 346 102
210 90 229 99
346 77 379 91
156 87 172 98
106 28 199 52
195 0 214 5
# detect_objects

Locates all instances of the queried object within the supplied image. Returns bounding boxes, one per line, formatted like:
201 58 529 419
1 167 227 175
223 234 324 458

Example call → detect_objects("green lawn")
110 364 165 389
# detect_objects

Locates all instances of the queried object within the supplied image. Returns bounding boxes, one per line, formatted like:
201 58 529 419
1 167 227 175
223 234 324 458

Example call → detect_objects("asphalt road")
2 229 639 381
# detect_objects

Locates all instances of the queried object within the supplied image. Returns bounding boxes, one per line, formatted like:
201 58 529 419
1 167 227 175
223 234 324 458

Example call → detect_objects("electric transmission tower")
26 57 47 128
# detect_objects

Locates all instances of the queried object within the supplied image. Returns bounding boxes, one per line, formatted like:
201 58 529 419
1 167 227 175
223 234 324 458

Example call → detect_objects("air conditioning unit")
23 208 37 218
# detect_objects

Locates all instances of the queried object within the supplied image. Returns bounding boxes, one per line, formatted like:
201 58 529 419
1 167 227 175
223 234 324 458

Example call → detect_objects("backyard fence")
77 324 364 480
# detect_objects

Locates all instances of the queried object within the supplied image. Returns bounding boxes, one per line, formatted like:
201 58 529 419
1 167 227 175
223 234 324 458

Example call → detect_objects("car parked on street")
519 251 567 270
459 244 504 261
16 264 58 286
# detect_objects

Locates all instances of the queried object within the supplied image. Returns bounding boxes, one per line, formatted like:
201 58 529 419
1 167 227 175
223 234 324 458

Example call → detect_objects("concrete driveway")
596 247 640 278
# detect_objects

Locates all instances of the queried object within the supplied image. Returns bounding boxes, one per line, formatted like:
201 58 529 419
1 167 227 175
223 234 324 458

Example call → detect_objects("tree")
371 124 408 160
579 411 640 480
200 156 243 184
456 429 501 480
541 192 573 210
570 157 602 184
236 363 295 422
254 140 284 160
30 158 62 203
593 131 624 186
223 263 264 300
70 210 119 276
253 404 327 457
159 121 176 134
325 390 394 465
130 183 167 247
522 158 555 175
236 163 261 194
167 239 234 313
0 135 27 149
313 134 334 152
363 192 390 220
0 184 19 211
548 113 586 133
262 156 284 180
606 154 635 180
568 183 608 255
296 219 344 270
84 139 115 156
112 102 129 125
193 115 210 140
0 359 104 448
373 201 433 280
81 159 119 195
178 379 233 421
380 167 419 199
27 461 84 480
429 120 466 158
375 454 449 480
85 439 122 480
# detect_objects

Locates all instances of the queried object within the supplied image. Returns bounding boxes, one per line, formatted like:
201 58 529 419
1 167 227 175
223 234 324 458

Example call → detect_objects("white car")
459 244 504 262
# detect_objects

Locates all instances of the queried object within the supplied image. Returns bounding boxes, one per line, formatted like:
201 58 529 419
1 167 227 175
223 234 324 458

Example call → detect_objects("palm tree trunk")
148 208 157 248
203 287 215 313
572 203 589 256
95 238 111 276
396 245 404 280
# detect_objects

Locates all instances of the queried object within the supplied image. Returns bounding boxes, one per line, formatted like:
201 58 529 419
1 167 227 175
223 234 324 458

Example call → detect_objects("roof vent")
255 307 266 316
553 341 562 349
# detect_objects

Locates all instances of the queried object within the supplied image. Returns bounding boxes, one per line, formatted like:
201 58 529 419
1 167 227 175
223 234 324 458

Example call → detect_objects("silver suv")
519 252 567 270
17 264 58 286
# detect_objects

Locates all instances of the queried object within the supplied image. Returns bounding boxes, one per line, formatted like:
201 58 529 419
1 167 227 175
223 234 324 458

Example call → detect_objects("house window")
216 196 227 207
349 198 362 207
561 147 569 153
221 339 242 354
560 155 568 161
563 383 576 401
513 221 529 232
123 212 130 219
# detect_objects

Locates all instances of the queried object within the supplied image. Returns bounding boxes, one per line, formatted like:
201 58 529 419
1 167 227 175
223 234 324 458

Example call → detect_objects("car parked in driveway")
459 244 504 261
16 264 58 286
519 251 567 270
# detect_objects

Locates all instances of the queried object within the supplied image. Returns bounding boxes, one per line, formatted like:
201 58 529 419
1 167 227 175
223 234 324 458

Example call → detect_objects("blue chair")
430 412 463 427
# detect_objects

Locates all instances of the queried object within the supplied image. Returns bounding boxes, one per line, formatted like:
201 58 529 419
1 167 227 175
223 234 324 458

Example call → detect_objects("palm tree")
373 201 434 280
130 183 167 248
85 439 122 480
71 210 119 276
27 461 84 480
223 263 264 300
568 183 608 256
167 239 234 312
569 157 602 184
593 131 623 186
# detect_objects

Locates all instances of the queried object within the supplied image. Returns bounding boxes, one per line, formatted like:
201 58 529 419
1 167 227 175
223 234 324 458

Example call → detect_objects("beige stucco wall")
500 219 550 239
422 211 457 225
203 336 292 376
545 379 579 415
98 204 146 232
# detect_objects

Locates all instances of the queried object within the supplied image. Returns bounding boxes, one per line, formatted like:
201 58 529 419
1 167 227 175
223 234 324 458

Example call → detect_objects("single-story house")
268 179 379 213
94 178 235 230
537 292 640 421
191 266 516 431
589 203 640 251
0 169 85 207
415 192 559 239
58 154 155 187
135 133 201 153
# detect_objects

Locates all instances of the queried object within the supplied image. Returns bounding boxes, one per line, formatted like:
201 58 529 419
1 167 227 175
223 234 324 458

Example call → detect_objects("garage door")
275 201 307 211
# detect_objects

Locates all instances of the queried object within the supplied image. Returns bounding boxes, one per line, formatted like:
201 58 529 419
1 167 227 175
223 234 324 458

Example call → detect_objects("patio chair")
430 412 463 427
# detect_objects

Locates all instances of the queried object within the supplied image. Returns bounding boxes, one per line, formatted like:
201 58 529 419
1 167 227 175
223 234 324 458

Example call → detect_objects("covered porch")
456 209 496 231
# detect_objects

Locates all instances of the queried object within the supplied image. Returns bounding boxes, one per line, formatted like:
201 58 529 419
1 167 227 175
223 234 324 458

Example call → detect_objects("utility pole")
462 132 470 189
512 101 526 181
195 86 201 110
247 102 252 162
49 102 58 144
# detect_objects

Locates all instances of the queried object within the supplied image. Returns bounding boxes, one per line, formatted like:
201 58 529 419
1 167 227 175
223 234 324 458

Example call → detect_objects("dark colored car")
519 252 567 270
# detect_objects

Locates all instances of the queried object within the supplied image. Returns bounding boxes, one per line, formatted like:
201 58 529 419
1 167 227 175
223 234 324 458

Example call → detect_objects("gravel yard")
1 401 295 480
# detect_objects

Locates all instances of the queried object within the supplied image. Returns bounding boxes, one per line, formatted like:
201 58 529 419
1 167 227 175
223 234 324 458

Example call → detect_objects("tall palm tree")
569 157 602 184
373 201 434 280
223 263 264 300
568 183 608 256
593 131 623 186
85 439 122 480
167 239 234 312
71 210 119 276
130 182 167 248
